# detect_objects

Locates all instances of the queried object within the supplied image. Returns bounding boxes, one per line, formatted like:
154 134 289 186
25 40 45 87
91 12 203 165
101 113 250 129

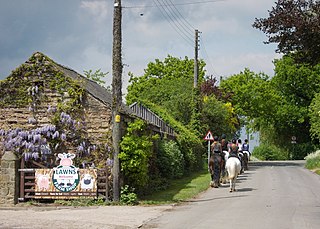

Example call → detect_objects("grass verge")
139 168 211 205
305 150 320 175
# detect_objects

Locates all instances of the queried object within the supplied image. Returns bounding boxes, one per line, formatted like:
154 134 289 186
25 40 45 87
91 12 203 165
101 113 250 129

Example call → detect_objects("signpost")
204 131 214 169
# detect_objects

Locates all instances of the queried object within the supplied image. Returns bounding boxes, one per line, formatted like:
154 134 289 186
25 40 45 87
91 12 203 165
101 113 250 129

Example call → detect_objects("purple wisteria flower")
106 158 114 167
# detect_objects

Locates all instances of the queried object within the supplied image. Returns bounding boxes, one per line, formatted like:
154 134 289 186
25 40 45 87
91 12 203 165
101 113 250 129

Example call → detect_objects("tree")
253 0 320 65
220 68 280 126
83 69 110 91
270 55 320 145
126 55 206 126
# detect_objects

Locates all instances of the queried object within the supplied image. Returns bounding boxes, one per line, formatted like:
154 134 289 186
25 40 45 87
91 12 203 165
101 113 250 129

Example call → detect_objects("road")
1 161 319 229
142 161 320 229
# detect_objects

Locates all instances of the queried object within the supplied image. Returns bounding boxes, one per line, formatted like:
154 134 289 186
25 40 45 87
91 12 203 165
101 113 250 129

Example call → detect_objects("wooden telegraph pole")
112 0 122 202
194 29 199 88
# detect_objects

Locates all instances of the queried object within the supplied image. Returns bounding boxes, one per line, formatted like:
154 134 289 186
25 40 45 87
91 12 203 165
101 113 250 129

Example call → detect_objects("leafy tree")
220 68 280 127
126 55 205 126
270 56 320 146
201 95 238 137
83 69 111 91
253 0 320 65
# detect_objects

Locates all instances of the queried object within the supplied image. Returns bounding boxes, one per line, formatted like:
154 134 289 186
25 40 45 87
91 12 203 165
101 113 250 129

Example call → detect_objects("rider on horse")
209 136 223 188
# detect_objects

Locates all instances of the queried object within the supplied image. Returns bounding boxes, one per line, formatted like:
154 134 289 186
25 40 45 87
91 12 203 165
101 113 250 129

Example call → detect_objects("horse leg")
229 179 233 192
232 177 236 192
210 174 214 187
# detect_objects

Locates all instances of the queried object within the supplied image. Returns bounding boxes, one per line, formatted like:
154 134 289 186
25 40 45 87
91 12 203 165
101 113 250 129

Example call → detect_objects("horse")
242 151 250 170
208 153 223 188
220 150 229 184
238 152 245 174
225 157 241 192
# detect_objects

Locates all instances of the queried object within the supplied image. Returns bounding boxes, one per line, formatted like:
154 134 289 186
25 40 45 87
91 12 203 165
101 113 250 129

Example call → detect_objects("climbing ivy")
0 52 111 167
119 119 159 189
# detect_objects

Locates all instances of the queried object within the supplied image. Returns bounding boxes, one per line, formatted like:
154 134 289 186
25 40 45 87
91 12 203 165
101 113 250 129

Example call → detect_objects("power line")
199 35 220 79
153 0 194 46
123 0 225 9
160 0 194 36
166 0 195 31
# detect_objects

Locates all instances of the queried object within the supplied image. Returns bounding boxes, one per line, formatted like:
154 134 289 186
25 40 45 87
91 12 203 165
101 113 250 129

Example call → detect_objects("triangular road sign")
204 130 214 141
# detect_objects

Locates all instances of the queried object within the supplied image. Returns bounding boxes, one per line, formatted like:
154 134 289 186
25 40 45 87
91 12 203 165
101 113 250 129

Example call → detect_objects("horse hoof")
229 189 233 192
210 181 214 187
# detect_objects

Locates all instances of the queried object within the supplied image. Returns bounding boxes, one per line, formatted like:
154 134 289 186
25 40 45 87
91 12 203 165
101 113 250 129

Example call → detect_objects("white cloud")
80 1 109 22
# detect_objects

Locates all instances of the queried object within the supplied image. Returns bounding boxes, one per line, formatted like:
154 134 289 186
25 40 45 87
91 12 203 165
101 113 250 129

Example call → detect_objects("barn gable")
0 52 133 166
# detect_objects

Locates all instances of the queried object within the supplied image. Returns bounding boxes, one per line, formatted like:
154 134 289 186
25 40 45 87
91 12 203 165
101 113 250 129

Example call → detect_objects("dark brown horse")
209 153 223 188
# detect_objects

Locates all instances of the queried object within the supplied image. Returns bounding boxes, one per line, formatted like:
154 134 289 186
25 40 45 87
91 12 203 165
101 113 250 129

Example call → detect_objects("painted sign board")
34 153 97 199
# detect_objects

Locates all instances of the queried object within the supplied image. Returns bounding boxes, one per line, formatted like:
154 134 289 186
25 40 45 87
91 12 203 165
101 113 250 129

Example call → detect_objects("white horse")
225 157 241 192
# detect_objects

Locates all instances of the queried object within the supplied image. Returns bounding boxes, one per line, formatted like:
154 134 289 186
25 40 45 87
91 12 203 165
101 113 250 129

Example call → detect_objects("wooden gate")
18 158 111 202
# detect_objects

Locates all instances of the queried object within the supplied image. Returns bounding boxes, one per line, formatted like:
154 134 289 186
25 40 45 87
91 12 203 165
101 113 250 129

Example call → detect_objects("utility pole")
112 0 122 202
190 29 200 133
194 29 199 88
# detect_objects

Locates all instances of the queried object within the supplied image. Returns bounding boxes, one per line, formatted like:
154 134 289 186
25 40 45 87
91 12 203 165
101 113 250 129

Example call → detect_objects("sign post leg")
207 141 211 171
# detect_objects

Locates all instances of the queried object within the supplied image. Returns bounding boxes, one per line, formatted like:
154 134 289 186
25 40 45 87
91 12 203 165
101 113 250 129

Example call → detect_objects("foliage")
252 144 287 161
120 185 139 205
119 119 159 190
54 197 106 206
290 142 316 160
201 96 238 137
309 81 320 141
157 140 184 179
305 150 320 171
270 56 320 146
140 168 209 204
138 100 205 172
220 68 279 127
126 55 206 126
0 52 112 167
83 69 111 91
253 0 320 65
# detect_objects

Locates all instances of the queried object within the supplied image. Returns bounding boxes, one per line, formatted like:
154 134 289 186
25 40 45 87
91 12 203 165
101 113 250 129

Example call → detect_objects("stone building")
0 52 176 205
0 52 135 204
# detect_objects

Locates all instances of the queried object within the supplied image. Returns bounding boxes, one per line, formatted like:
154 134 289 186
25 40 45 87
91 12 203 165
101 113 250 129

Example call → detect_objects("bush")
120 185 139 205
305 150 320 170
252 144 287 160
119 119 158 190
291 143 316 160
157 140 184 179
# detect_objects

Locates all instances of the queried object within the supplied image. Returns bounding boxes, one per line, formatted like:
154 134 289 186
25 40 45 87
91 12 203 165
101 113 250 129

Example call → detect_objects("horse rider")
210 136 223 187
242 139 251 155
220 134 228 178
211 136 222 154
228 138 240 160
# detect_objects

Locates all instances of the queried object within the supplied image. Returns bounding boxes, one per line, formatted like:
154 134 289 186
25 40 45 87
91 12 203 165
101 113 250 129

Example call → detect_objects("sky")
0 0 282 96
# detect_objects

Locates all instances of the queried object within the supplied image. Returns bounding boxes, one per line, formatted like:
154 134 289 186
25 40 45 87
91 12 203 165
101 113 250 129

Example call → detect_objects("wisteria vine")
0 108 113 167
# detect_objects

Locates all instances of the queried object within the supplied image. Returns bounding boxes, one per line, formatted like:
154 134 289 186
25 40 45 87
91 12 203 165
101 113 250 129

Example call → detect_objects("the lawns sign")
34 153 97 199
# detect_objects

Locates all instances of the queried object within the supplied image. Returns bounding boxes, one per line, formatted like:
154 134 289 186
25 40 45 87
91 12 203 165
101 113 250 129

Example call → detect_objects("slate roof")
53 59 133 115
25 52 134 115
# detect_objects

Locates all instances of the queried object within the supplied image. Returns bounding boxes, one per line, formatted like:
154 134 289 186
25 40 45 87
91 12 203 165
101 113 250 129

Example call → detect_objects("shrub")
252 144 287 160
119 119 159 190
157 140 184 179
305 150 320 170
120 185 138 205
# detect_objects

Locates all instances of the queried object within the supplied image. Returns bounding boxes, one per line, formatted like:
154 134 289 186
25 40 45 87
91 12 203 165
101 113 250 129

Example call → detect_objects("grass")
139 168 211 205
305 150 320 175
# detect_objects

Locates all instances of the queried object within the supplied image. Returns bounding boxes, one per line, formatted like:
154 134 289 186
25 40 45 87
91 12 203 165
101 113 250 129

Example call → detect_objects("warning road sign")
204 131 214 141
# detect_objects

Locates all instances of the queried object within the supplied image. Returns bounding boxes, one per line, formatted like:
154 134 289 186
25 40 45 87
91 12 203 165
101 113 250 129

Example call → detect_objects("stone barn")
0 52 136 204
0 52 176 205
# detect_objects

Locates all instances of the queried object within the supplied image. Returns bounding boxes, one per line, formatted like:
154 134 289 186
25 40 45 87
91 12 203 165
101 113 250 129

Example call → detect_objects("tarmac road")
1 161 319 229
141 161 320 229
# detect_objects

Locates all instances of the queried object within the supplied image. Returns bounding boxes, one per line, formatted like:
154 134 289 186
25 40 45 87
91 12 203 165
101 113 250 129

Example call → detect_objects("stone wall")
0 151 19 206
